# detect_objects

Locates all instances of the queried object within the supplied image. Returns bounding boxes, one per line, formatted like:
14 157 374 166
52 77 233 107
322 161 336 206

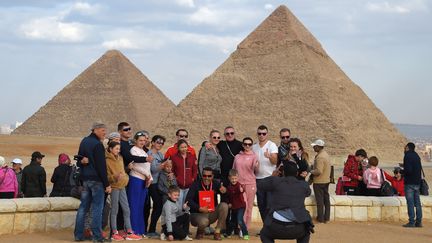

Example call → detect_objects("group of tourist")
0 121 425 243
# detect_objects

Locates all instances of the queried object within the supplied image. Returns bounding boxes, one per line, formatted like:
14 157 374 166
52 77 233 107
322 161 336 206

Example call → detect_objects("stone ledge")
47 197 80 211
0 200 17 213
13 198 50 212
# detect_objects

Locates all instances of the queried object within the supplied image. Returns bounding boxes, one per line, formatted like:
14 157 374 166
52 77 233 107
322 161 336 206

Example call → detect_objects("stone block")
422 207 431 222
420 196 432 206
46 212 62 231
332 196 352 206
0 199 17 213
61 211 77 229
251 206 261 223
381 207 399 221
334 206 351 221
371 197 384 206
399 206 409 222
397 197 406 206
29 212 46 233
14 198 50 212
367 207 381 221
304 196 316 206
352 206 368 221
0 214 14 235
380 197 401 206
306 206 317 218
47 197 80 211
349 196 372 206
329 206 335 221
13 213 31 234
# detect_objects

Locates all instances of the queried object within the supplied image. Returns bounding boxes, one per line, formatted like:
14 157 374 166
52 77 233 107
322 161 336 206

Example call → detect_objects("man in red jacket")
342 149 367 195
165 129 197 159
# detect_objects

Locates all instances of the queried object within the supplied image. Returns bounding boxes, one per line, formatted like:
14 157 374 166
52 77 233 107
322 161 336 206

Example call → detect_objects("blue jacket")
77 133 109 187
403 150 422 185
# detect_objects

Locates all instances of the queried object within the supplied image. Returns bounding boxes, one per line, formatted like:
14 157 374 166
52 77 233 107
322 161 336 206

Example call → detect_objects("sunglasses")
257 132 267 136
281 136 290 139
122 127 131 132
225 132 235 136
178 134 188 138
136 132 147 137
156 140 164 145
212 136 221 139
243 143 253 147
202 174 213 178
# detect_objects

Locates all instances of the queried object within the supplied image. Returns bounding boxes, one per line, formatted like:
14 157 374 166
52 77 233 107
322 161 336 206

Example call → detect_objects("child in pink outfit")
363 156 383 196
232 137 259 227
0 156 18 199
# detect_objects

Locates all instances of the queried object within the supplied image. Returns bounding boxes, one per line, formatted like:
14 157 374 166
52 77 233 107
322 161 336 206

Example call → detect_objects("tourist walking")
21 151 47 198
310 139 331 223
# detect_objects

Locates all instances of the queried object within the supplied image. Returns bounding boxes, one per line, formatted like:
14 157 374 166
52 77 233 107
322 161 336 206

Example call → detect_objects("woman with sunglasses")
384 167 405 196
232 137 259 228
198 130 223 179
145 135 167 238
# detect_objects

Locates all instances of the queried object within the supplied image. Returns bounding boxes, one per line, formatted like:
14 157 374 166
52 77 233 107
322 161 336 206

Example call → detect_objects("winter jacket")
0 167 18 198
403 150 422 185
186 179 224 213
165 143 197 160
161 198 184 233
50 164 73 197
311 149 331 184
198 146 222 176
22 160 46 197
106 151 129 189
158 171 178 195
363 167 382 189
227 182 246 210
384 172 405 196
343 155 363 187
171 152 197 189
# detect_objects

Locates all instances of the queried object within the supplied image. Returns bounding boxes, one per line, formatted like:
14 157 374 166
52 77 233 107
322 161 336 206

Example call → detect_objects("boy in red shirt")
226 169 248 240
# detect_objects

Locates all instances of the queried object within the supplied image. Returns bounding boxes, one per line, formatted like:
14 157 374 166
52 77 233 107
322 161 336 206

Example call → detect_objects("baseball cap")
12 158 23 164
31 151 45 159
311 139 325 147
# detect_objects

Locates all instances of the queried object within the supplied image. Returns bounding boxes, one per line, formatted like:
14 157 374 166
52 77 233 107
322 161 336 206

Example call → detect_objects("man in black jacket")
186 167 228 240
21 151 47 197
402 142 423 228
258 161 312 243
74 123 111 242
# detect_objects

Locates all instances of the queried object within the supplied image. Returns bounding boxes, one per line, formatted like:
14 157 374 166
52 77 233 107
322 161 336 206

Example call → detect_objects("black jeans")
145 183 163 233
313 183 330 222
162 214 190 240
256 179 272 222
0 192 14 199
260 219 310 243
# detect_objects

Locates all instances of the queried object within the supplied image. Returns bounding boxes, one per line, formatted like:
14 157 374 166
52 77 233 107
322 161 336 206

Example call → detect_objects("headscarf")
58 153 71 165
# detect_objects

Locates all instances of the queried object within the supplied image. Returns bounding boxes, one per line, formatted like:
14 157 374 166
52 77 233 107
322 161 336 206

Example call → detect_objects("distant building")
426 145 432 162
0 124 12 134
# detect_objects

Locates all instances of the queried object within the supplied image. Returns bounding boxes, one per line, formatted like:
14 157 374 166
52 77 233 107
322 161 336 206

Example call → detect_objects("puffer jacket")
0 167 18 198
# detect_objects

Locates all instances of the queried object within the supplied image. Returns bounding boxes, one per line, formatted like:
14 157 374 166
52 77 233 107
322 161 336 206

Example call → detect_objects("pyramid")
155 5 407 161
13 50 175 137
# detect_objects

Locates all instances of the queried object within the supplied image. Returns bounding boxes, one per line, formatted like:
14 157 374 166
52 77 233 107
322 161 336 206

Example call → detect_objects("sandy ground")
0 222 431 243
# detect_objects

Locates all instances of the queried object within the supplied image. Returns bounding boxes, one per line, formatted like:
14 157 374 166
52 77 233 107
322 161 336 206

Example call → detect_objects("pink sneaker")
111 232 124 241
125 232 142 241
118 230 127 238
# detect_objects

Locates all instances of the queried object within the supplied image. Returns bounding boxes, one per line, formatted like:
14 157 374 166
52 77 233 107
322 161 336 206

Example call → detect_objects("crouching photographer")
258 160 314 243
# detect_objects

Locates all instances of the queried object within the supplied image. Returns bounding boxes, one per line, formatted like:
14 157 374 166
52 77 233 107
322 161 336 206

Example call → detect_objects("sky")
0 0 431 126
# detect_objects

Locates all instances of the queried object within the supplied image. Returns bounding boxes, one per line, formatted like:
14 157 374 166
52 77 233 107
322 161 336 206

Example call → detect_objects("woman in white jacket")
127 131 153 237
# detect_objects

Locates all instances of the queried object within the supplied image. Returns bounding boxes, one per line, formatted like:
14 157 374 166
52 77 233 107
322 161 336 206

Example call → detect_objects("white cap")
0 156 5 167
311 139 325 147
12 158 23 164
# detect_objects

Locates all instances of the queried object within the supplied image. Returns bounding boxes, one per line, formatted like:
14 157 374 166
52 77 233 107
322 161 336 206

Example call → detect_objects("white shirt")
253 140 278 179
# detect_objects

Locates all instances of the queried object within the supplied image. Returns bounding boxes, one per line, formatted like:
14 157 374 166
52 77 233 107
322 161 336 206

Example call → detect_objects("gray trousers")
110 188 132 231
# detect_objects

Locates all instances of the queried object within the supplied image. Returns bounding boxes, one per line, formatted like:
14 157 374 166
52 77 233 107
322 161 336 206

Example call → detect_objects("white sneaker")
239 231 243 238
184 235 193 241
160 233 166 241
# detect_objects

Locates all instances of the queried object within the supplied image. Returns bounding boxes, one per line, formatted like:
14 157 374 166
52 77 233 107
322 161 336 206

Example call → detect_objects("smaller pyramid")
13 50 175 137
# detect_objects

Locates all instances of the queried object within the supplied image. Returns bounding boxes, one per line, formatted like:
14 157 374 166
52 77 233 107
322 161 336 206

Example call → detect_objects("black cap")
31 151 45 159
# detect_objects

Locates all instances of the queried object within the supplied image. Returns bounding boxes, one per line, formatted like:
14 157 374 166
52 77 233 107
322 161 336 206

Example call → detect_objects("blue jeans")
235 208 248 236
74 181 105 241
405 184 422 224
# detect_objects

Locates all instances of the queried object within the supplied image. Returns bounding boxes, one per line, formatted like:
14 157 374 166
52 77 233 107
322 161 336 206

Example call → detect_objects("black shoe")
93 239 111 242
415 222 423 228
402 223 415 228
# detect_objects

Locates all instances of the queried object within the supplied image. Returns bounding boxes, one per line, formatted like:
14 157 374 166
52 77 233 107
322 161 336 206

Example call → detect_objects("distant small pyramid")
13 50 175 137
155 5 407 160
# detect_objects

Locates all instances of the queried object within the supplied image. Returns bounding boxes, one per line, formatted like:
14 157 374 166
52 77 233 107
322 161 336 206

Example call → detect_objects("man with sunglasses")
253 125 278 223
186 167 228 240
277 128 291 170
164 129 197 160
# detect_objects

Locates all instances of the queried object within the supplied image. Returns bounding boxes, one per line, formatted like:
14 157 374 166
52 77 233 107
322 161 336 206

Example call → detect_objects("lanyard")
201 181 213 191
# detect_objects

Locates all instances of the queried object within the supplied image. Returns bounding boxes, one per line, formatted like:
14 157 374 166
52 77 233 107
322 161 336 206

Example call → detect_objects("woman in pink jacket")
232 137 259 227
0 156 18 199
363 156 383 196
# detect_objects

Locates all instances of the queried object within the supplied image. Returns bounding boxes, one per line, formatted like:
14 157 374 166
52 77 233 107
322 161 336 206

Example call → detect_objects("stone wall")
1 196 431 236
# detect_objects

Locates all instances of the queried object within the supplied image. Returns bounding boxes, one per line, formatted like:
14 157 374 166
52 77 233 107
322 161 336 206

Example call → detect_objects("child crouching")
160 185 192 241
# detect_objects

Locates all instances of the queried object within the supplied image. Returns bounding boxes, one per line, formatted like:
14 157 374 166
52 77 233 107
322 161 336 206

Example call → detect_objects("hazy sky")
0 0 431 126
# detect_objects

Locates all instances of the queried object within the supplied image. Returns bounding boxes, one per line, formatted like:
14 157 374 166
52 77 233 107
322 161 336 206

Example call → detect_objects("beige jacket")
311 149 331 184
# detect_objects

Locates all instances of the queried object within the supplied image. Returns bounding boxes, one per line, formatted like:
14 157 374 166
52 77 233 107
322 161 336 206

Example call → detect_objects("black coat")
258 176 311 224
50 164 73 197
22 160 47 197
186 179 224 213
217 140 243 183
403 150 422 185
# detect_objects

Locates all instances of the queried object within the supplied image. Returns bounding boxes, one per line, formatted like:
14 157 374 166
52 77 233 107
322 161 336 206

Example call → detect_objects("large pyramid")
155 5 407 161
13 50 175 137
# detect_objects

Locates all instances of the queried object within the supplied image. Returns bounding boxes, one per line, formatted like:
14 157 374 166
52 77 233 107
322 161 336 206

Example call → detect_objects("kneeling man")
186 167 228 240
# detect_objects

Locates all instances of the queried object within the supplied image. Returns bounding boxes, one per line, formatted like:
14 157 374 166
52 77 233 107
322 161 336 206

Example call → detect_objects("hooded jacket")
106 151 129 189
0 167 18 197
363 167 382 189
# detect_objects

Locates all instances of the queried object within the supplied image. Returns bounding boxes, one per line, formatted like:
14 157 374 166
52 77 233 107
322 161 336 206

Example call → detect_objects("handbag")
380 169 394 196
420 168 429 196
